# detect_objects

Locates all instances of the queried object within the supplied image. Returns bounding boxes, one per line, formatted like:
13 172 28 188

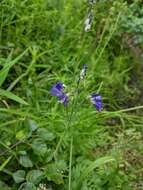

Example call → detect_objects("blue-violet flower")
50 81 68 106
89 93 103 111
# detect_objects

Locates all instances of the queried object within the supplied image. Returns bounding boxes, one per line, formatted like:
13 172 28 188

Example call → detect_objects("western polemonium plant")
50 3 101 189
50 64 102 190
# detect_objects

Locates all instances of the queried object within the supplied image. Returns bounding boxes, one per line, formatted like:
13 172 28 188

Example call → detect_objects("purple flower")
50 81 63 97
50 81 68 106
89 93 103 111
58 93 68 106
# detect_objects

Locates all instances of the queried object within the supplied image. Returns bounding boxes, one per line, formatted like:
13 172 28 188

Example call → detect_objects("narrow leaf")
0 89 28 105
0 156 12 172
0 48 28 87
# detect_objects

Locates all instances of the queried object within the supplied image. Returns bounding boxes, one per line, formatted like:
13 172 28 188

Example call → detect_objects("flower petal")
55 81 63 91
90 93 103 111
50 86 63 97
58 93 68 106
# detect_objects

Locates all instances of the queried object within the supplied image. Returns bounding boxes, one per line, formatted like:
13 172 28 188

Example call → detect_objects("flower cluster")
50 65 103 111
84 0 96 32
84 12 93 32
78 64 88 83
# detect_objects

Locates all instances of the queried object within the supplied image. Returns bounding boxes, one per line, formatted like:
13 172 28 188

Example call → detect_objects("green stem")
53 82 80 161
117 105 143 113
68 137 73 190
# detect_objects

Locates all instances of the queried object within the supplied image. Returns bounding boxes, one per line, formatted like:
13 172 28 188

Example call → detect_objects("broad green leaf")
0 89 28 105
19 155 33 168
28 120 38 132
31 139 47 156
0 48 28 87
13 170 26 183
19 182 36 190
26 170 43 184
37 128 55 141
0 181 10 190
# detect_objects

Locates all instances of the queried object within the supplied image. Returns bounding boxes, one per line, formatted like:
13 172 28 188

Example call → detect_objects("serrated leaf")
13 170 25 183
31 139 47 156
26 170 43 185
0 89 28 105
19 155 33 168
37 128 55 141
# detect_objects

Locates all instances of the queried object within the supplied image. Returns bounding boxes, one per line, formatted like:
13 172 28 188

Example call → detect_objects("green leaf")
13 170 26 183
26 170 43 185
0 48 28 87
19 182 36 190
0 89 28 105
28 120 38 132
16 130 26 140
45 164 64 185
19 155 33 168
0 181 10 190
37 128 55 141
31 139 47 156
19 151 27 155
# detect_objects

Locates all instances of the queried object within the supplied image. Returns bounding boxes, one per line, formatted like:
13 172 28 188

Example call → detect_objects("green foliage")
13 170 26 184
19 154 33 168
0 0 143 189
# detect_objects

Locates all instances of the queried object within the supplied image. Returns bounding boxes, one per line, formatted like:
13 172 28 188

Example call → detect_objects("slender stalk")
53 81 80 158
116 105 143 113
53 130 66 161
68 137 73 190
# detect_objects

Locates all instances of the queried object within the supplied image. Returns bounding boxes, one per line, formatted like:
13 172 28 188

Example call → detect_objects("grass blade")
0 156 12 172
0 89 28 105
0 48 28 87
